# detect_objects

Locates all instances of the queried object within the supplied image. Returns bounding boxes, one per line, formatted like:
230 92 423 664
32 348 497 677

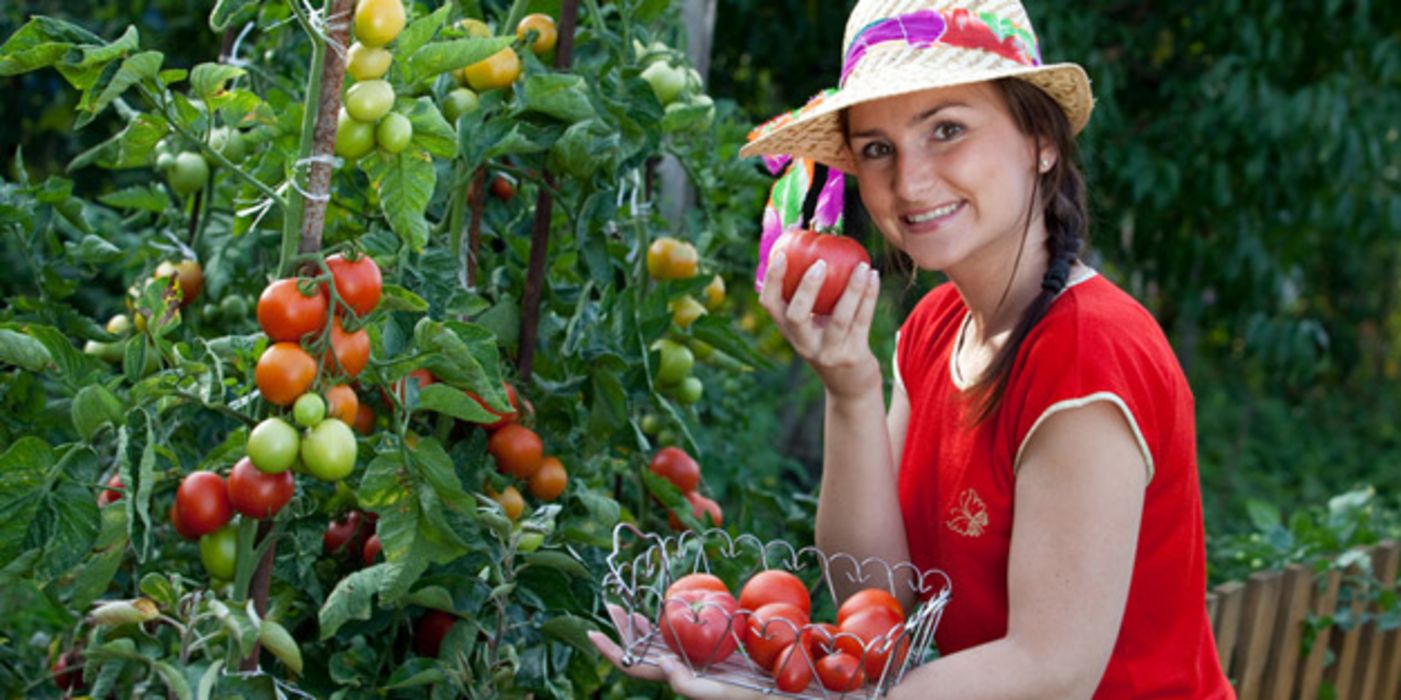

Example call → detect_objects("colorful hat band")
840 8 1042 87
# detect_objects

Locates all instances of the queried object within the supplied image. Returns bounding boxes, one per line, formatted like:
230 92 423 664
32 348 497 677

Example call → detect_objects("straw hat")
740 0 1094 174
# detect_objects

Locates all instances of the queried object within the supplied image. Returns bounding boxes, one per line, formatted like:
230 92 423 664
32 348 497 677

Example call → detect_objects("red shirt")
895 272 1233 698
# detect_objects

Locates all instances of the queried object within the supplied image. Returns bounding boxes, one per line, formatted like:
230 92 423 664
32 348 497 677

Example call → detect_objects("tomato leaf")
540 614 600 654
72 384 124 440
318 564 397 640
190 63 246 105
396 4 452 61
403 37 512 85
384 662 449 690
77 50 162 128
519 551 591 579
0 437 54 564
0 328 55 372
690 315 776 371
209 0 260 32
362 149 434 253
378 283 430 313
588 366 628 435
70 111 168 171
405 585 455 611
416 383 498 423
0 16 105 77
405 97 457 159
153 661 193 700
548 119 619 181
523 73 597 123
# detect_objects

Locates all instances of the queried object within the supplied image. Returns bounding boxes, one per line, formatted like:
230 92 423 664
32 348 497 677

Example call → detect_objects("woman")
592 0 1233 696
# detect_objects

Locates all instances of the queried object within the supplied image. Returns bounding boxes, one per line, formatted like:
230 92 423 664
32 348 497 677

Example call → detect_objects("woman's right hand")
758 252 883 399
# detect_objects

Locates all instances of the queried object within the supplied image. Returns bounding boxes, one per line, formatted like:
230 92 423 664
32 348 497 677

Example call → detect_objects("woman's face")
847 82 1051 274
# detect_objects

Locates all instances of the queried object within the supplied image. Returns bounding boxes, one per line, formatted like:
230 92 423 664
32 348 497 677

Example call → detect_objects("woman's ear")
1037 147 1058 174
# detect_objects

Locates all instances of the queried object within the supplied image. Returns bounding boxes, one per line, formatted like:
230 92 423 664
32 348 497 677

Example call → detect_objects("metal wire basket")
601 523 952 698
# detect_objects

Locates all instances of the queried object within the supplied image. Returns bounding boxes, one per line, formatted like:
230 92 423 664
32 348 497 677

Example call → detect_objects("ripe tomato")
516 13 558 55
463 48 521 92
414 610 457 657
743 601 808 670
362 533 382 565
346 41 392 80
836 605 908 678
155 259 204 308
815 651 865 692
775 229 872 316
257 278 328 342
669 491 723 531
836 588 904 626
773 642 814 694
649 446 700 493
653 339 694 387
51 647 84 692
323 316 370 379
167 152 209 197
646 237 699 280
97 473 124 507
376 112 413 153
458 18 491 37
488 424 543 479
466 381 520 431
345 79 395 123
353 403 376 435
170 502 200 540
227 457 294 519
176 471 233 537
528 456 568 501
294 393 326 429
666 572 730 599
324 384 359 424
353 0 405 47
801 621 839 659
336 110 376 160
256 342 317 406
442 87 480 122
659 589 740 669
325 253 383 318
489 174 516 201
489 484 525 521
668 294 707 329
248 417 300 473
739 569 811 617
301 418 358 482
199 524 239 580
324 510 367 555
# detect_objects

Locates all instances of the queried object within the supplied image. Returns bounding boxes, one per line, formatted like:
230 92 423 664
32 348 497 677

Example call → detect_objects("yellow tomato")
703 274 726 310
354 0 406 48
516 13 558 55
459 18 492 38
346 42 393 80
646 237 699 281
463 48 521 92
669 295 707 329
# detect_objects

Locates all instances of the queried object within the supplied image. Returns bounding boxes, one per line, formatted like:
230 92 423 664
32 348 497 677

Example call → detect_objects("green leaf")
1247 499 1283 533
0 328 56 372
588 370 628 435
208 599 258 657
0 438 55 563
384 664 449 690
318 565 395 639
548 119 618 181
258 619 304 674
98 184 170 212
406 97 458 159
153 661 193 700
411 437 475 512
0 16 105 77
190 63 246 104
405 585 454 611
139 572 179 610
55 25 140 91
64 235 124 264
363 149 435 252
36 448 103 582
416 383 498 423
378 284 430 313
523 74 596 123
70 111 169 171
78 50 162 128
65 527 126 610
481 120 558 161
72 384 125 440
411 319 504 402
28 324 99 383
520 551 591 579
691 315 775 370
540 614 599 654
396 4 452 61
210 0 261 31
403 36 513 84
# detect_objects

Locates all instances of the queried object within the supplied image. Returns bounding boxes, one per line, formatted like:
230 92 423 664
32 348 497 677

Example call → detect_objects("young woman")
593 0 1234 696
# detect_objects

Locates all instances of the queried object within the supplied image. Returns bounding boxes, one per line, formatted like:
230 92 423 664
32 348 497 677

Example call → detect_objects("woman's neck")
947 225 1052 345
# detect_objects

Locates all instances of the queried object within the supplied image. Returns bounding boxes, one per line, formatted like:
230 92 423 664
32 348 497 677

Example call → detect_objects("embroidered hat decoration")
741 0 1094 174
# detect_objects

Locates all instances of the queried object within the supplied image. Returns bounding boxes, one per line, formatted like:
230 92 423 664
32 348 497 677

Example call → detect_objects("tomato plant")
775 229 872 316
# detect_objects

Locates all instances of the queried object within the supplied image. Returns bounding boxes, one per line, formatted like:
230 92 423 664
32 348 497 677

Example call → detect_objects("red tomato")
668 491 724 531
465 381 520 431
775 229 871 315
362 533 382 565
414 610 457 658
386 369 435 405
324 511 366 555
488 424 543 479
257 278 328 342
836 588 904 626
170 502 200 540
322 316 370 379
226 457 295 519
648 446 701 493
801 621 839 659
353 403 376 435
175 471 233 537
97 473 124 507
527 456 568 501
773 642 813 694
51 647 85 692
666 572 729 599
815 651 865 692
256 342 317 406
659 589 740 669
739 569 811 617
743 601 808 670
325 384 359 424
835 605 908 679
324 253 383 318
489 175 516 201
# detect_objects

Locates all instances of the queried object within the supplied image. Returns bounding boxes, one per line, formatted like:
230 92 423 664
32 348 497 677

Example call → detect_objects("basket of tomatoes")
601 524 951 698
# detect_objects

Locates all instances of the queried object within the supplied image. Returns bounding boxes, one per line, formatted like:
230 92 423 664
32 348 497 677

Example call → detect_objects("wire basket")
601 523 952 698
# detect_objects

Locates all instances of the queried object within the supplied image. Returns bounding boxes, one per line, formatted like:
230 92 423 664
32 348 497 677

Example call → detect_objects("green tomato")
653 339 694 387
674 376 704 405
347 42 393 81
294 393 326 428
167 152 209 197
517 531 544 553
656 428 678 447
155 151 177 172
301 418 357 482
640 61 687 105
199 524 238 580
689 338 715 362
344 80 395 123
335 110 376 160
219 295 249 320
83 339 125 364
442 88 480 123
640 413 664 435
376 112 413 154
209 127 246 163
248 417 300 474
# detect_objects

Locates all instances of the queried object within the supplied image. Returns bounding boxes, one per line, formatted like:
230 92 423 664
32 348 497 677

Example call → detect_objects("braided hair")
966 78 1089 424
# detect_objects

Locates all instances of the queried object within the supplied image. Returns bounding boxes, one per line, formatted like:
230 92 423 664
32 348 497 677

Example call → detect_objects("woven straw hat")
740 0 1094 174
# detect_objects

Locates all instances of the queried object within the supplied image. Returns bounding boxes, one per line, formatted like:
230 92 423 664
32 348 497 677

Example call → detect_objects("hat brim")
740 62 1093 174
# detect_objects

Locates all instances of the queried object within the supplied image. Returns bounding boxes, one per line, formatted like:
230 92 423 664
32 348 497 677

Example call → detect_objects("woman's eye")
860 142 892 159
932 122 964 140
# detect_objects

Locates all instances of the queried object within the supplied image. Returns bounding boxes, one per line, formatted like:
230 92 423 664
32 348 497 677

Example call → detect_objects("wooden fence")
1206 540 1400 699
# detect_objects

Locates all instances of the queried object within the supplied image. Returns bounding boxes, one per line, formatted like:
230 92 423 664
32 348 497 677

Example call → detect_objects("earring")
1040 158 1051 172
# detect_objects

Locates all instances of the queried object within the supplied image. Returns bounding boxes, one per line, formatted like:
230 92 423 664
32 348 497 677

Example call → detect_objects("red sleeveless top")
895 272 1234 698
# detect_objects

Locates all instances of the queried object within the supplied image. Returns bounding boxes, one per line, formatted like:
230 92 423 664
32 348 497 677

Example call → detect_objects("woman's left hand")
588 604 766 699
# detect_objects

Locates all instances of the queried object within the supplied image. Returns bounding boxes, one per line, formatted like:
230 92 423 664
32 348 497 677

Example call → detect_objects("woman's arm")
889 400 1147 699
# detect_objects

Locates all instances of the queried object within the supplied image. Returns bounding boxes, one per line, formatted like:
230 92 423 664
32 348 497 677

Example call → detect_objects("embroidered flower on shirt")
946 488 989 537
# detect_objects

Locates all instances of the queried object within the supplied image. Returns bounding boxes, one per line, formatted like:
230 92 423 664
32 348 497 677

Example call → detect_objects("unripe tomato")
489 484 525 521
302 418 358 482
442 87 480 122
294 393 327 428
640 61 688 105
208 127 246 163
668 294 707 329
257 278 328 342
345 79 395 123
376 112 413 153
673 376 704 405
640 413 664 435
155 151 177 172
353 0 406 47
325 384 359 424
227 456 295 519
248 417 300 473
97 473 124 507
155 259 204 308
347 42 393 80
220 294 250 320
322 316 370 379
649 446 700 493
646 237 699 280
199 524 239 580
167 152 209 196
528 456 568 501
255 343 317 406
488 424 543 479
703 275 726 310
362 533 382 565
336 110 376 160
324 252 383 318
775 229 872 316
463 48 521 92
689 338 715 362
516 13 558 55
653 339 694 387
176 471 233 537
414 610 457 657
458 18 491 38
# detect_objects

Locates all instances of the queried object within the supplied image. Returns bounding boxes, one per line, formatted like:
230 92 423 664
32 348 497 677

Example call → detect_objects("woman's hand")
758 252 883 399
588 604 765 699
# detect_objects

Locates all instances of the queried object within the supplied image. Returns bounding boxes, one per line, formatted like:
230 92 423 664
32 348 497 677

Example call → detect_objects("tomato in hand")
743 601 808 670
649 446 700 493
353 0 405 47
325 384 359 424
97 473 124 507
199 524 239 580
739 569 811 617
463 48 521 92
176 471 233 537
258 278 328 342
516 13 558 55
775 229 872 315
256 342 317 406
527 456 568 501
659 588 740 669
646 236 699 280
227 457 295 519
836 588 904 626
322 316 370 379
773 642 814 694
414 610 457 657
815 651 865 692
488 424 543 479
301 418 358 482
325 253 383 318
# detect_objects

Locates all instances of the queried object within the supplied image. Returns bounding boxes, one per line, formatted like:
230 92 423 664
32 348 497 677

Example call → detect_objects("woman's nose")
892 152 936 203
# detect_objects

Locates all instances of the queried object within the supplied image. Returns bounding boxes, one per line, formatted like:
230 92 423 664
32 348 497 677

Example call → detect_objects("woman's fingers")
853 266 881 335
658 658 768 700
824 262 871 337
588 631 669 682
757 252 788 314
784 259 827 325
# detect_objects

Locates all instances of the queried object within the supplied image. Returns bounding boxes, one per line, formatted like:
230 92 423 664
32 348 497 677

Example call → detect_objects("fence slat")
1381 547 1401 700
1214 581 1246 675
1297 568 1342 700
1208 591 1220 630
1235 571 1284 700
1261 564 1312 700
1326 561 1369 698
1353 542 1398 700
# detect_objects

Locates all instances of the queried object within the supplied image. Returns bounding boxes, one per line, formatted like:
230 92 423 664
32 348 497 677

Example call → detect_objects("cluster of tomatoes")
634 39 714 132
482 388 568 519
659 571 910 695
449 12 557 97
323 508 382 567
646 236 725 405
336 0 412 159
647 446 722 530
